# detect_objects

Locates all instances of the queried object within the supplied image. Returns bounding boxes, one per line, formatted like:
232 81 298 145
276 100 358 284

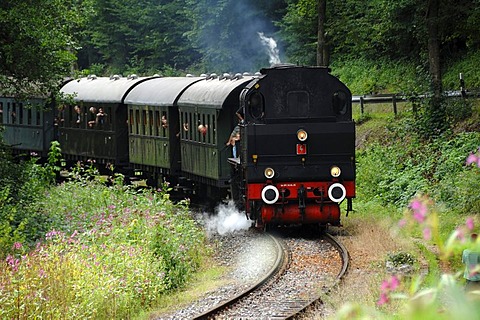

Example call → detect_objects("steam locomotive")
1 65 355 228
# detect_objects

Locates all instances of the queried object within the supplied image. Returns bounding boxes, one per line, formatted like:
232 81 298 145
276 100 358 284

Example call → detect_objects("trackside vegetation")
1 99 480 318
330 99 480 319
0 145 208 318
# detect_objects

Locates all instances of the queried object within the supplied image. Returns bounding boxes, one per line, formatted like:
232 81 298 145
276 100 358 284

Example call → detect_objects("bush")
356 128 480 210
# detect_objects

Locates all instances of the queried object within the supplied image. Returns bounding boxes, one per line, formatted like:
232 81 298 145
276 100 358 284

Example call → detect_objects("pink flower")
389 275 400 290
413 211 426 223
12 242 22 250
423 227 432 240
398 219 407 228
456 227 465 241
6 255 20 272
380 280 390 291
466 217 475 231
410 199 428 223
378 292 389 305
466 153 478 166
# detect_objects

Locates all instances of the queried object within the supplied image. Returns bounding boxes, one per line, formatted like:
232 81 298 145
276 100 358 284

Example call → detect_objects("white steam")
203 201 252 236
258 32 281 65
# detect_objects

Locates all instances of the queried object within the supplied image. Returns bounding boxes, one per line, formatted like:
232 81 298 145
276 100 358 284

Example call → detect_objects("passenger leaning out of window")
96 107 107 127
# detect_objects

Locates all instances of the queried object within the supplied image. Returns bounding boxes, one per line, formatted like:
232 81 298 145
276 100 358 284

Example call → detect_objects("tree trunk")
426 0 442 97
316 0 328 66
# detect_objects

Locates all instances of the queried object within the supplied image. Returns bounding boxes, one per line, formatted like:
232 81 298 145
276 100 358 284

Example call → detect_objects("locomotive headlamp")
264 167 275 179
330 166 341 178
296 129 308 142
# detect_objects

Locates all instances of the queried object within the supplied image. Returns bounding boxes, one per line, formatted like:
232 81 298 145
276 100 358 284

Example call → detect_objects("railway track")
192 229 349 320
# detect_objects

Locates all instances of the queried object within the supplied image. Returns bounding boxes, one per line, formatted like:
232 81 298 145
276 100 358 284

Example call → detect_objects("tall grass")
0 176 207 319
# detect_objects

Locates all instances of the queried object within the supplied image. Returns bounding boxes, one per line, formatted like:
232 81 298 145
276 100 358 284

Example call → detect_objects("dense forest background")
1 0 480 95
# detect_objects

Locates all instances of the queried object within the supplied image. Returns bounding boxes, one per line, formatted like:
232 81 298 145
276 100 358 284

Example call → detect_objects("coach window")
11 103 17 123
189 113 193 141
180 111 184 138
129 109 134 134
207 114 211 144
287 91 309 118
36 108 41 126
18 104 24 124
140 110 146 135
161 111 168 137
27 108 32 125
135 109 140 135
153 110 159 136
212 115 216 145
248 91 265 120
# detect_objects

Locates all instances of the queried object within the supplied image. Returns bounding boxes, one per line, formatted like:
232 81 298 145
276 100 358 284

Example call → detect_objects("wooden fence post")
392 95 397 115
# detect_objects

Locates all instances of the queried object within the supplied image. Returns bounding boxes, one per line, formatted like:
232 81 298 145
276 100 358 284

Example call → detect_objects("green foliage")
411 96 473 140
0 145 56 255
387 252 416 267
1 177 208 318
357 120 480 210
443 51 480 90
151 200 206 290
0 0 94 97
330 57 429 95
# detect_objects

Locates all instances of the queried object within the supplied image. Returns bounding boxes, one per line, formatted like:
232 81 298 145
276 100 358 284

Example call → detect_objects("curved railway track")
193 229 349 320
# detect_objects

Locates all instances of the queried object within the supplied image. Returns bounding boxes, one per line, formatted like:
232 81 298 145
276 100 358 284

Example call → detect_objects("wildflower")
410 198 428 223
6 255 20 272
398 219 407 228
466 153 478 166
389 275 400 290
378 275 400 305
12 242 22 250
466 217 475 231
456 227 465 242
378 293 389 305
38 269 46 278
423 227 432 240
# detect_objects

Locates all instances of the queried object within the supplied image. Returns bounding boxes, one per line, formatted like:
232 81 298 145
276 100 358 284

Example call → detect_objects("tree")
0 0 93 97
79 0 200 75
316 0 328 66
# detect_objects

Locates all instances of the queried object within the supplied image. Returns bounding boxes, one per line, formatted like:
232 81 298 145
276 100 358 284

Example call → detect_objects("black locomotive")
1 65 355 228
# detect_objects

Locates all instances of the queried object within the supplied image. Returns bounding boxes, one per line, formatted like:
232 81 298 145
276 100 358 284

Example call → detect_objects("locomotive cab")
236 65 356 228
